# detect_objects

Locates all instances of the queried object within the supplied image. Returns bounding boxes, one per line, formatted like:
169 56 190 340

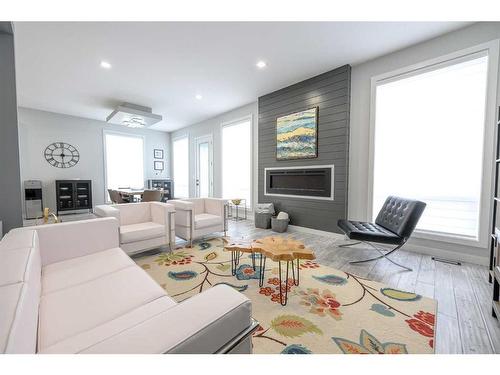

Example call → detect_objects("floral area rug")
134 239 437 354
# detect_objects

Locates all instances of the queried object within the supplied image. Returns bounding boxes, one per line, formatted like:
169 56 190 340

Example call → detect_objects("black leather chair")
337 196 426 271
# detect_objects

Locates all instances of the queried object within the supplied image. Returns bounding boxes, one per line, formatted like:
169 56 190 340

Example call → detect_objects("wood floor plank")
379 250 410 288
417 254 436 285
433 261 458 319
451 264 476 302
397 251 423 293
435 313 462 354
455 295 493 354
464 264 500 353
414 281 434 299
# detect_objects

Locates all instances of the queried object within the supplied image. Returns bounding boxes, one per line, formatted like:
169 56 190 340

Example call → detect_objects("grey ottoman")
255 212 273 229
271 217 289 233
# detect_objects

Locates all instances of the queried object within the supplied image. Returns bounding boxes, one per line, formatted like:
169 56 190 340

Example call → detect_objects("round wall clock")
44 142 80 168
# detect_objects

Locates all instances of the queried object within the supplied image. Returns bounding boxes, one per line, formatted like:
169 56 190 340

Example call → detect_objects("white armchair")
170 198 227 247
94 202 175 255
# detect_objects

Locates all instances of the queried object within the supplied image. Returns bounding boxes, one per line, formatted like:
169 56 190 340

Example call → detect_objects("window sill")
411 229 485 249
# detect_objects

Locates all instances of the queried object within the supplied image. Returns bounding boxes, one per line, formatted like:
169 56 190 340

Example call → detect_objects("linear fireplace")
264 165 334 200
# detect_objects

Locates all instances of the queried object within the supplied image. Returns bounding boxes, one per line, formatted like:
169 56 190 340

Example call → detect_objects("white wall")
349 22 500 264
18 107 170 213
170 101 258 208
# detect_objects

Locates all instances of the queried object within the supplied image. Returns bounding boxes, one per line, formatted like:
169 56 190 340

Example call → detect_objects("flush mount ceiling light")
122 117 146 128
106 103 162 128
256 60 267 69
100 61 112 69
195 94 203 100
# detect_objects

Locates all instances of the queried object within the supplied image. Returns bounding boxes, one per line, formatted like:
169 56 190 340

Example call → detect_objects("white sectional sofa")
94 202 175 255
0 218 257 354
170 198 227 247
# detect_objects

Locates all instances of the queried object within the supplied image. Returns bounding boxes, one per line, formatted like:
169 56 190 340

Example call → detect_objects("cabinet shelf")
147 179 173 201
56 180 92 214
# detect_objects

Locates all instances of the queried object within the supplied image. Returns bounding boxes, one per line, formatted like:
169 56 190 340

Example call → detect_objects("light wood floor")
223 219 500 354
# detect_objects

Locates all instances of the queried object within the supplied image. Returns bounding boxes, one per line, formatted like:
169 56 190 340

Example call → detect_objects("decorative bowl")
231 199 242 206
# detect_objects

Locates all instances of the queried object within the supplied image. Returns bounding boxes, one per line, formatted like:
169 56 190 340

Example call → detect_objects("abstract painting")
276 107 318 160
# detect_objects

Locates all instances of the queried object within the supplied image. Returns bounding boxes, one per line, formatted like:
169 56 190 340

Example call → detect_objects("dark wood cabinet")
56 180 92 214
147 179 173 201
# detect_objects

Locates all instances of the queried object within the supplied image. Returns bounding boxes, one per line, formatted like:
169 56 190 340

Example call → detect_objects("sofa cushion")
0 247 35 285
0 229 38 251
40 296 177 353
195 213 222 229
0 229 41 354
337 219 402 245
114 203 152 226
38 266 167 350
76 284 252 354
0 284 24 352
120 222 165 244
42 247 135 294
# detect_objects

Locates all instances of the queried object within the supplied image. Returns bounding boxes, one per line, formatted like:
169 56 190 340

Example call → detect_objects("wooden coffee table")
224 236 315 306
223 237 256 276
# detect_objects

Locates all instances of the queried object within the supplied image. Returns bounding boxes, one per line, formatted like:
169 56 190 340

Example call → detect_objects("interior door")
195 135 213 197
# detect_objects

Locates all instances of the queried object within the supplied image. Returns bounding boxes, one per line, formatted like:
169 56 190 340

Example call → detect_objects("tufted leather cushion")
375 196 426 239
337 219 403 245
337 196 426 245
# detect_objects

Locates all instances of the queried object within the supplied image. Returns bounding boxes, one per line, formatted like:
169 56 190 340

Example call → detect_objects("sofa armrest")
169 199 194 211
12 218 120 266
150 202 175 247
94 205 121 223
77 285 254 354
169 200 194 229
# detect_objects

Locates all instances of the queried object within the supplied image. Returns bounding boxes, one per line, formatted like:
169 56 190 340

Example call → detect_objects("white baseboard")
402 242 488 266
288 224 488 266
288 224 344 239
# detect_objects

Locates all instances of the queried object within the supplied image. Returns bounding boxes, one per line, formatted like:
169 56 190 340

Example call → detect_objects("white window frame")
102 130 146 203
194 133 214 197
172 134 190 199
221 114 254 208
367 40 499 248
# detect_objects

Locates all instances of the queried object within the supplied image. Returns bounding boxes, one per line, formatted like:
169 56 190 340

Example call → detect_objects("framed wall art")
154 149 164 159
154 160 164 170
276 107 318 160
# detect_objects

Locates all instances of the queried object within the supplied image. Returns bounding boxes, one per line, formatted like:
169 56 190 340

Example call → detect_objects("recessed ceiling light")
100 61 112 69
256 60 267 69
195 94 203 100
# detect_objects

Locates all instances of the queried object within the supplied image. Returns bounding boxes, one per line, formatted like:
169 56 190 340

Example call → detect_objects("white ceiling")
14 22 471 132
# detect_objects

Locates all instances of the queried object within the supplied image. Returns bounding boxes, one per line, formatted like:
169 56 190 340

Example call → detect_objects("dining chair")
108 189 129 204
142 189 162 202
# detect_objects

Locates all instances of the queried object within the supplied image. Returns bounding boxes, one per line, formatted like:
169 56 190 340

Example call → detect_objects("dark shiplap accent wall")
258 65 351 233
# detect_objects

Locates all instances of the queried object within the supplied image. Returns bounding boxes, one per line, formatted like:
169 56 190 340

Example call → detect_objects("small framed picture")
154 161 164 171
154 149 164 159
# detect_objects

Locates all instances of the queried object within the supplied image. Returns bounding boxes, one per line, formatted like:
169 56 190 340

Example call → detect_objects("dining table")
115 188 166 202
115 188 145 202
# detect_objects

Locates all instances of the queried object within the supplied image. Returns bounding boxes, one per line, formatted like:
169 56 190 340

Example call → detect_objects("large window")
173 136 189 198
222 118 252 206
372 52 489 240
104 132 144 195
